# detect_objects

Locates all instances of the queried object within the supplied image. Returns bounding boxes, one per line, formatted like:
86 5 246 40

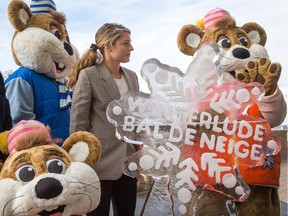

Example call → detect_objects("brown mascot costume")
5 0 78 143
0 120 102 215
177 8 287 216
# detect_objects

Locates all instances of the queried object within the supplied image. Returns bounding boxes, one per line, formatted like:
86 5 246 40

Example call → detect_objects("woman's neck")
104 60 122 79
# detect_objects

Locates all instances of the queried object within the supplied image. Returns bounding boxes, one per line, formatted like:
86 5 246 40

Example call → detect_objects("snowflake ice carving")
106 43 281 215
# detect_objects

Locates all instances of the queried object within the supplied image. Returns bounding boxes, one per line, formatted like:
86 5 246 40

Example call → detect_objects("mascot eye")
239 36 249 46
15 165 36 183
51 29 61 39
217 38 231 48
46 159 66 174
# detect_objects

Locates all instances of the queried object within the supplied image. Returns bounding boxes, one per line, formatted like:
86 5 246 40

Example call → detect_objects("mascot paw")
235 57 281 96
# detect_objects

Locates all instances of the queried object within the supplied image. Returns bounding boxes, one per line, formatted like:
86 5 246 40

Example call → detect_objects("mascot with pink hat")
0 119 102 215
177 7 286 216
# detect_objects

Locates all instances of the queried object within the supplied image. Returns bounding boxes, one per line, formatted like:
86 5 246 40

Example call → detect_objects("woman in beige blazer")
68 23 139 216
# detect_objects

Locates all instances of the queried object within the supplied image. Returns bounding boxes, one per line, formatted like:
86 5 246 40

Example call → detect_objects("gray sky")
0 0 287 124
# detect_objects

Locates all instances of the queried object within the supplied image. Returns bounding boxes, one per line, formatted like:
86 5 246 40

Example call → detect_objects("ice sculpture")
106 43 281 215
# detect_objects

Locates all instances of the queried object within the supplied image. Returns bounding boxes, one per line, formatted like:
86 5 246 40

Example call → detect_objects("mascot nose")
232 48 250 59
35 177 63 199
64 41 74 56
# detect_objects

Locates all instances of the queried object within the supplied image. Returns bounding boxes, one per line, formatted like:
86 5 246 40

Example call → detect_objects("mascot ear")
177 24 204 56
62 131 102 168
8 0 32 32
241 22 267 46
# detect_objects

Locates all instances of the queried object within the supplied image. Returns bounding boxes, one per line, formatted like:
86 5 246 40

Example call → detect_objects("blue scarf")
55 77 72 109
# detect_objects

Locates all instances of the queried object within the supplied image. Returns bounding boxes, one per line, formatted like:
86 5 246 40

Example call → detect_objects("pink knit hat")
7 120 52 154
204 8 232 31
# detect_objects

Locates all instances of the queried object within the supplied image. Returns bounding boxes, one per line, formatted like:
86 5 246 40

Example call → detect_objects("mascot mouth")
228 71 236 78
38 205 65 216
55 62 66 74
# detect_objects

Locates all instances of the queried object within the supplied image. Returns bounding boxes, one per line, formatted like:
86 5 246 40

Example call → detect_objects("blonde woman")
68 23 139 216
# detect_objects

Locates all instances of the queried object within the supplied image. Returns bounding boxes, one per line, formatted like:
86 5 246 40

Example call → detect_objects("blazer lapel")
100 64 121 100
122 68 136 92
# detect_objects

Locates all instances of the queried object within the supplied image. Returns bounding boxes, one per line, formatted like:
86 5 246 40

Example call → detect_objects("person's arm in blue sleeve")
5 78 35 125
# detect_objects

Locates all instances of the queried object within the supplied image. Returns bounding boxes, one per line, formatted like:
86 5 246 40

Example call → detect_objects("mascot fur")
0 120 102 216
177 8 287 216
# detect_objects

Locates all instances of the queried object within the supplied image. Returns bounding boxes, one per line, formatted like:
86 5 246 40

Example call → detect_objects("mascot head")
0 120 102 215
177 8 281 96
8 0 79 79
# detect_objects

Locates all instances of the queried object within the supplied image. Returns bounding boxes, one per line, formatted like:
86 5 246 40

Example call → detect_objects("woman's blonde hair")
67 23 131 88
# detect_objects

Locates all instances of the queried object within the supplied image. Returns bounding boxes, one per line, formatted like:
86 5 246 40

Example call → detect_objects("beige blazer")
70 63 139 180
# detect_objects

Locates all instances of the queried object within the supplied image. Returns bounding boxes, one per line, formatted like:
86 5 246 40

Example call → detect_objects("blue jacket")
5 67 70 143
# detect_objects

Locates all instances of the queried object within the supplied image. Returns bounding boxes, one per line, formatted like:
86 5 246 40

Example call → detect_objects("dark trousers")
87 174 137 216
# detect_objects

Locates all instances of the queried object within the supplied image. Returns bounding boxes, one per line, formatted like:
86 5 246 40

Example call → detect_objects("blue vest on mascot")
5 67 70 143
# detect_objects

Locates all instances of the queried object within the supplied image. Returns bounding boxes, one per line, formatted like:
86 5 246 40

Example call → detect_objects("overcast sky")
0 0 287 124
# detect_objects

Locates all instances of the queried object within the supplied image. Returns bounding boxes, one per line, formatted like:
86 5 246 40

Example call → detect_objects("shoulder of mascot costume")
0 120 102 215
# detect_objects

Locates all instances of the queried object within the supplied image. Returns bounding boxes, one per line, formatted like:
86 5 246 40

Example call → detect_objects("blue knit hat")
30 0 57 14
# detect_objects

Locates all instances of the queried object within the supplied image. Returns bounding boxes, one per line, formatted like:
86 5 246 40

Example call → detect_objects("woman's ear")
105 44 113 52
